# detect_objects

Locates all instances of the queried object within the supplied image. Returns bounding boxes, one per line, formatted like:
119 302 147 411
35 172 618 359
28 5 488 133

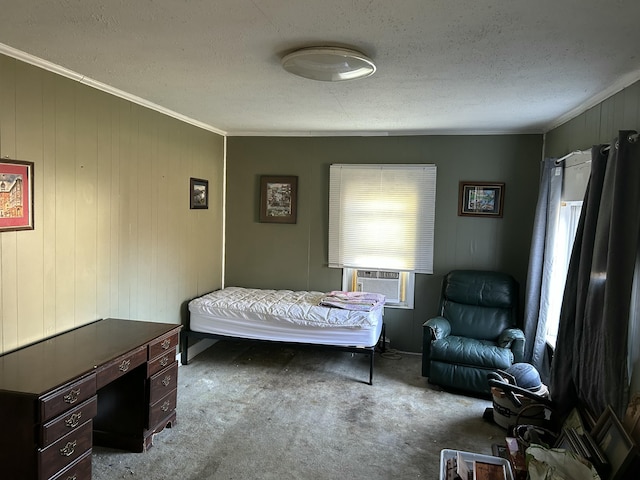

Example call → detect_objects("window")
546 200 582 346
328 164 437 308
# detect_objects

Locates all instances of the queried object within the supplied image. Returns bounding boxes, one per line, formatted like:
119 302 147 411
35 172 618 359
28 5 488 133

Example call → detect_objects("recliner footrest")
429 361 496 395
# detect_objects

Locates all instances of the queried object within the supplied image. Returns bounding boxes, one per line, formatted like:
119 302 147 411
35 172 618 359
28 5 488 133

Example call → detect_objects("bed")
181 287 386 384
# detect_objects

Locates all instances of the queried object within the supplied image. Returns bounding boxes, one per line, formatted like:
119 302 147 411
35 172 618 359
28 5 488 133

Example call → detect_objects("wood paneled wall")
545 80 640 156
0 54 224 354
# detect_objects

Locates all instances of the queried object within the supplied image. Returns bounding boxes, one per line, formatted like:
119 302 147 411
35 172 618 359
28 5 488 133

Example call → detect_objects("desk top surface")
0 318 182 396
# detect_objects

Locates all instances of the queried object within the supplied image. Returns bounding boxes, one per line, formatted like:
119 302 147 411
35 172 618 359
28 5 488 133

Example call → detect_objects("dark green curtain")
550 131 640 419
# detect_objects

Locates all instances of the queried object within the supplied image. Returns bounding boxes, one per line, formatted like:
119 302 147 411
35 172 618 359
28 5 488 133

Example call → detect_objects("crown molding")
0 43 227 137
545 68 640 132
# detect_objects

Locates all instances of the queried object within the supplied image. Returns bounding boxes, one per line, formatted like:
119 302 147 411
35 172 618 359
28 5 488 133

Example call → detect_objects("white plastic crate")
439 448 514 480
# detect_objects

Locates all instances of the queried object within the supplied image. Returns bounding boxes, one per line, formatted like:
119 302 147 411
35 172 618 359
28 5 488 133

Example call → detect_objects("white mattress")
188 287 384 348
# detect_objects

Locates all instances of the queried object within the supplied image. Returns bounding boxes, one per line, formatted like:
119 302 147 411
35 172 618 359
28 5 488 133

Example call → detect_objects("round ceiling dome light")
281 47 376 82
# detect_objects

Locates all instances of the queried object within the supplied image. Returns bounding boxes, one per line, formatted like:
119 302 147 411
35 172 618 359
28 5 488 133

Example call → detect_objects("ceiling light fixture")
281 47 376 82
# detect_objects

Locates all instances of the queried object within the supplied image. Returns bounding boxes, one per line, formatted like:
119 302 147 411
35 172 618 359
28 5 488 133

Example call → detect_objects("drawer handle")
119 359 131 372
162 375 171 387
160 355 169 367
161 400 171 412
65 412 82 428
64 389 80 404
60 440 77 457
161 339 171 350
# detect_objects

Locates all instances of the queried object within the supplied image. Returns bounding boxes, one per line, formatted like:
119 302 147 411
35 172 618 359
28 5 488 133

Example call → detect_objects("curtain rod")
602 131 638 154
555 149 590 165
555 132 638 165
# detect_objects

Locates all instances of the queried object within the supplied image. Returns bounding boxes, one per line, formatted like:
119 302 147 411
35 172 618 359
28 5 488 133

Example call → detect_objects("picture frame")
458 181 505 217
0 159 34 232
623 393 640 445
591 405 640 479
259 175 298 224
555 426 609 472
578 402 599 432
190 177 208 209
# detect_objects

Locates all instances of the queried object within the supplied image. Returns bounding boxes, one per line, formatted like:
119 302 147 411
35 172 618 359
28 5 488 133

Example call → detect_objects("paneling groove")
15 62 45 345
1 56 19 351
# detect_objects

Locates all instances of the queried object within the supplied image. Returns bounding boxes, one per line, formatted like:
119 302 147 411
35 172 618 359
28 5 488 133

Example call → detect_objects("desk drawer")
38 420 92 480
96 346 147 389
50 450 91 480
148 388 177 428
148 331 179 360
40 396 98 447
40 374 97 423
148 348 175 377
149 362 178 404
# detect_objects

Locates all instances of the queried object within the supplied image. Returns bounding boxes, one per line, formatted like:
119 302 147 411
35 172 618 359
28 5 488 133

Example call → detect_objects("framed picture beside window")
458 181 505 217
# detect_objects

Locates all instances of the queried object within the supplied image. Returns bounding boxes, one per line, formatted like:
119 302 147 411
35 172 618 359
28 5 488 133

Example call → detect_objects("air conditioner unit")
356 270 401 303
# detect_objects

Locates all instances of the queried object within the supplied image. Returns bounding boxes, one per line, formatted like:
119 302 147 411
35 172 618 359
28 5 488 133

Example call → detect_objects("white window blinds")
328 164 437 274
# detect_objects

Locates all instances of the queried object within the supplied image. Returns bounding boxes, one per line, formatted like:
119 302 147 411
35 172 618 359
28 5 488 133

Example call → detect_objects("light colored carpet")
92 341 505 479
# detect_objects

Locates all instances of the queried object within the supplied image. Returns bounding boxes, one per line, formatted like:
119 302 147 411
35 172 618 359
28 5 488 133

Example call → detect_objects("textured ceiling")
1 1 640 136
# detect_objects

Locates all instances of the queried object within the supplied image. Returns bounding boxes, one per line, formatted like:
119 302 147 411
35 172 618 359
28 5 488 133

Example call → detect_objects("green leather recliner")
421 270 525 395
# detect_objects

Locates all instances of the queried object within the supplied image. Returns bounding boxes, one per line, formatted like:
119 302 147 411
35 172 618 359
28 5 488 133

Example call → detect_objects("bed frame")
180 322 386 385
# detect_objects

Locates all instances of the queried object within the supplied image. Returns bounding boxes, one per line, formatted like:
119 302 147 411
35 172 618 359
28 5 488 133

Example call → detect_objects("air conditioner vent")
356 270 401 303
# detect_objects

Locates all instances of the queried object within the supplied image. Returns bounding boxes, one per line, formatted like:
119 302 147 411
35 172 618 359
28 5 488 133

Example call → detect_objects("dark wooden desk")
0 318 182 480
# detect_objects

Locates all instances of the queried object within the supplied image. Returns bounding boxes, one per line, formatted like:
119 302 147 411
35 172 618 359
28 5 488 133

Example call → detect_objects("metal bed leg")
368 322 386 385
180 331 189 365
369 349 374 385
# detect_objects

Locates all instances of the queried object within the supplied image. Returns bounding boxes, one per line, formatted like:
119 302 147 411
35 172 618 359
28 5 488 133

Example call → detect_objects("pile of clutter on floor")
476 363 637 480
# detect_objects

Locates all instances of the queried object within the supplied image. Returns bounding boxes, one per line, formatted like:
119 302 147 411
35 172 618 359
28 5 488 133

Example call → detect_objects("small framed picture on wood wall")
259 175 298 224
458 181 505 217
190 177 208 209
0 159 34 232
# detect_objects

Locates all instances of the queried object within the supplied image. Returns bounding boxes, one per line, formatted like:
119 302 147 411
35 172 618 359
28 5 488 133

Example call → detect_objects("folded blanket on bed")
319 291 385 311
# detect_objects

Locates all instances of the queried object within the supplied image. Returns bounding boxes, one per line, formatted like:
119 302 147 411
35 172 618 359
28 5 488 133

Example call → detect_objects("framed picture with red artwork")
0 159 34 232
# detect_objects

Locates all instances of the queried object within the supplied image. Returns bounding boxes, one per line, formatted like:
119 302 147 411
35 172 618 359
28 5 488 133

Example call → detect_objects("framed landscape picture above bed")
260 175 298 223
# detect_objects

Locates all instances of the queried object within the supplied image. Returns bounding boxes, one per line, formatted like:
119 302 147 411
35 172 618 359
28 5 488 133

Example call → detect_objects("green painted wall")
226 135 543 352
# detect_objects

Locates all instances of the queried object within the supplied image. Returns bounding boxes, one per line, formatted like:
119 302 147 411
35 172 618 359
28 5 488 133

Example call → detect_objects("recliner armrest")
498 327 525 363
423 316 451 340
422 316 451 377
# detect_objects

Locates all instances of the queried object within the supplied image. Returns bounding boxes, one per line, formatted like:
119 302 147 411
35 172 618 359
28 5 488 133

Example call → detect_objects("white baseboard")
178 338 217 365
